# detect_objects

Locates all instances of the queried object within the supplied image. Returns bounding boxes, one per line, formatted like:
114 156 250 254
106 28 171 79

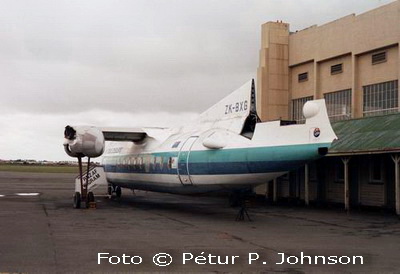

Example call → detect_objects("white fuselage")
102 116 334 195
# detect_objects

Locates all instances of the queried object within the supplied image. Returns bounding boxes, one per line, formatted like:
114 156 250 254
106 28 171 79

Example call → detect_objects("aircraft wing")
63 125 168 158
100 127 148 142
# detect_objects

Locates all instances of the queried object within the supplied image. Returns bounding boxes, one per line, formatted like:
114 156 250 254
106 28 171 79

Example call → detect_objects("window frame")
334 161 344 184
324 89 352 121
291 96 314 123
369 159 384 184
363 80 398 117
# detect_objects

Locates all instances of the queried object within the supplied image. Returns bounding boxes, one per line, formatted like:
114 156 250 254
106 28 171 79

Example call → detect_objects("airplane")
63 79 337 209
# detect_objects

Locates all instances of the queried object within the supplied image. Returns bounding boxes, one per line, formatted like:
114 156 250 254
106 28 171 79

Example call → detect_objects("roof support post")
273 178 278 203
305 164 310 206
391 154 400 215
341 157 351 212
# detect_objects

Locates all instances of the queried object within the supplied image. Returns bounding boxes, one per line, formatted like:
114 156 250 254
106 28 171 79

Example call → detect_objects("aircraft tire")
73 192 81 209
85 191 95 208
115 186 122 198
107 185 113 196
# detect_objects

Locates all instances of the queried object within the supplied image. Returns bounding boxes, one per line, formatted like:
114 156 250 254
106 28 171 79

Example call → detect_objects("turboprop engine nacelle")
64 125 105 158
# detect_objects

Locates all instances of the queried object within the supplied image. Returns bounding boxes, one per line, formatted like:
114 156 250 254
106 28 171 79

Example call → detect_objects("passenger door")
177 136 198 185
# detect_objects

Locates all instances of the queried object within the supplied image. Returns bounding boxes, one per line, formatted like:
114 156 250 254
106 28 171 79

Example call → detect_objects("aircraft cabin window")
168 157 176 169
169 157 177 169
144 156 150 172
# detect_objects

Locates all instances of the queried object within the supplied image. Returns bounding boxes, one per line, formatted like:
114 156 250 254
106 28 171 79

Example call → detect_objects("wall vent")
331 63 343 75
372 52 387 65
298 72 308 82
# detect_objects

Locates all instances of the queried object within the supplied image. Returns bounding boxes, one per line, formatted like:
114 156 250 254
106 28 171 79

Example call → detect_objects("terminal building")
255 0 400 214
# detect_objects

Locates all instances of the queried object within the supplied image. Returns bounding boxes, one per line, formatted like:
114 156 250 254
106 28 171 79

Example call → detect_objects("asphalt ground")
0 171 399 273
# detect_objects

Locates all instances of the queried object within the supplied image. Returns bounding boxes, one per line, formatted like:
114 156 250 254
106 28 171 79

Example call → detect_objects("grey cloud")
1 0 393 115
0 0 395 160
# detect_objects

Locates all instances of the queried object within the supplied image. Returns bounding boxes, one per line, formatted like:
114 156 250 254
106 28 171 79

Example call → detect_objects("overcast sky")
0 0 395 161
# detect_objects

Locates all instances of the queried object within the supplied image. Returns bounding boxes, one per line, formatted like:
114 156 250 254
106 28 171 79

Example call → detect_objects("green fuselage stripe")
103 143 330 175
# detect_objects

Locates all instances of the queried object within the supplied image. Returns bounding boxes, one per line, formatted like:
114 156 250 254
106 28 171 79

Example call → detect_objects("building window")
372 51 387 65
298 72 308 82
309 163 318 181
292 96 313 123
331 63 343 75
369 159 384 184
335 162 344 183
324 89 352 121
363 80 398 117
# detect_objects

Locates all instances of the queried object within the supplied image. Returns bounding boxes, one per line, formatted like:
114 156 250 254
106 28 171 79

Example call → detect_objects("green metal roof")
328 112 400 156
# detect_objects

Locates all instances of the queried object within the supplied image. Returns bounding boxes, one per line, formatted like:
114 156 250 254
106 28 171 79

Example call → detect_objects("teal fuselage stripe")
103 143 330 175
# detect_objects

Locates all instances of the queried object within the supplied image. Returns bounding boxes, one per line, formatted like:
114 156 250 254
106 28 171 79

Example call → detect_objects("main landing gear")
107 184 122 198
73 156 96 209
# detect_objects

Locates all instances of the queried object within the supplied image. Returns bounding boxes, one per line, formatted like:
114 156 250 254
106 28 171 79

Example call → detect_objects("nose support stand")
74 156 96 209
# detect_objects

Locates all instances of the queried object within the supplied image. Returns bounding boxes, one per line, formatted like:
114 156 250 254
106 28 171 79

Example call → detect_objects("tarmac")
0 171 400 273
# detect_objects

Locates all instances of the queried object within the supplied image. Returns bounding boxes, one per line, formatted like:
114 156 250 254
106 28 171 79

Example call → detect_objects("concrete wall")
357 46 399 87
257 22 290 121
289 1 400 66
318 55 352 96
258 0 400 121
290 62 314 100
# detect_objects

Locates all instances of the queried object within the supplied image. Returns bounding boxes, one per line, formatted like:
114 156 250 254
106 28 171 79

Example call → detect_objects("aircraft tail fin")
195 79 257 134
